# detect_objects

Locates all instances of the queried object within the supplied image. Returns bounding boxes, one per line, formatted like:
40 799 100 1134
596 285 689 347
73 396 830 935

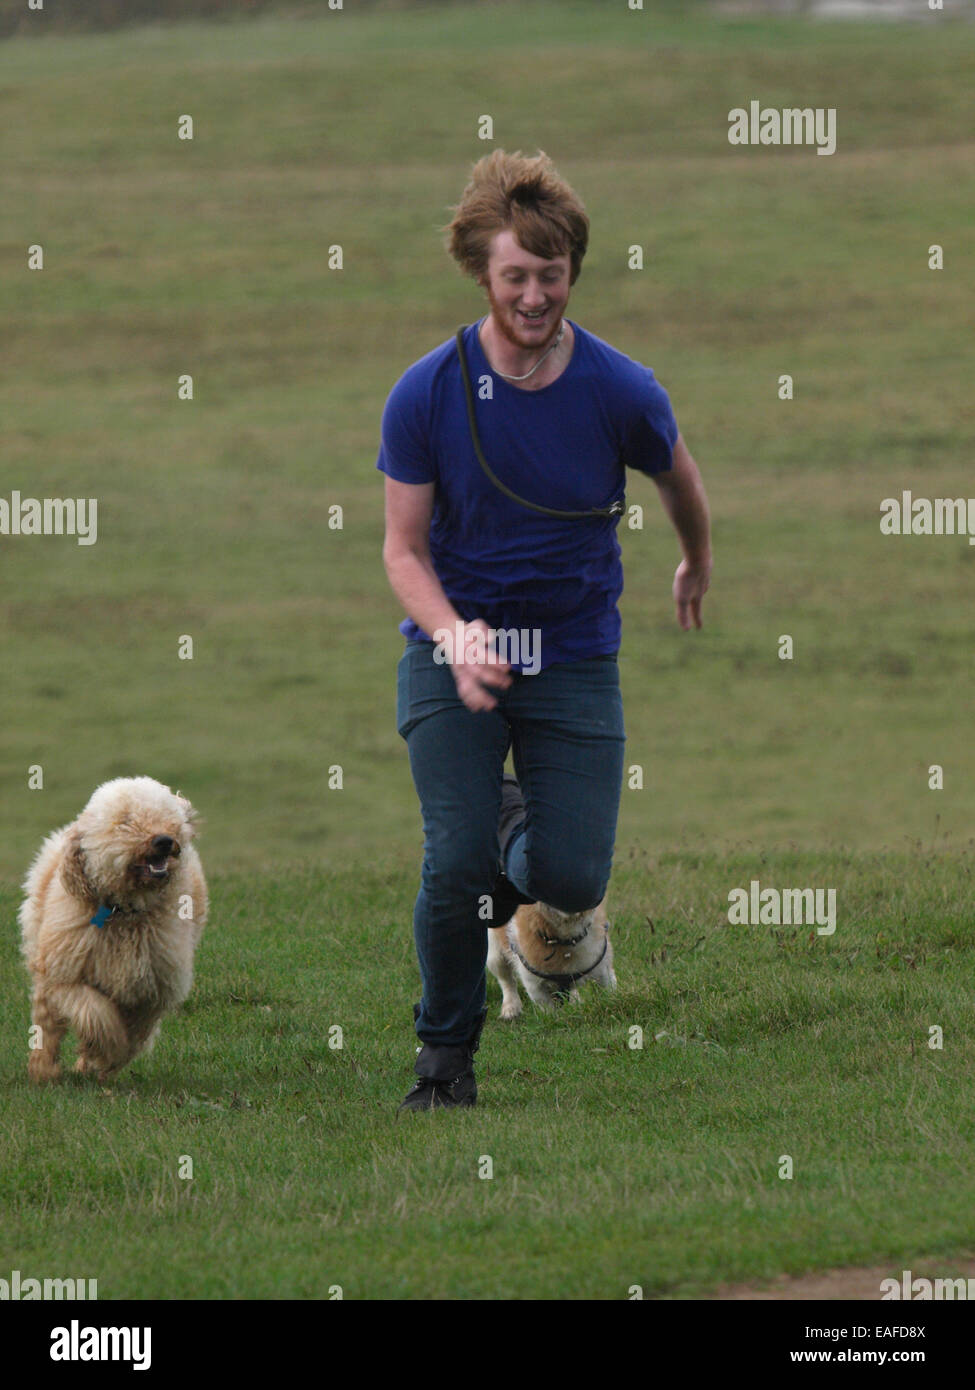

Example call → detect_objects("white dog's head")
60 777 199 906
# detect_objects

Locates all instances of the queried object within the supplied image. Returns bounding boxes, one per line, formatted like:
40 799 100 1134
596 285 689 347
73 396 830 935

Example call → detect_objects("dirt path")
713 1256 975 1300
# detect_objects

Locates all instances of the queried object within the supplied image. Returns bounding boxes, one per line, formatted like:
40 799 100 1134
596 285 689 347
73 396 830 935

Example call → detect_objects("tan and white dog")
487 898 615 1019
19 777 208 1084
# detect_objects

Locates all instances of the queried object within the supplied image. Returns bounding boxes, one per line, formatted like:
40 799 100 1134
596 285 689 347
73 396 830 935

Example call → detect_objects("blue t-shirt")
375 318 678 670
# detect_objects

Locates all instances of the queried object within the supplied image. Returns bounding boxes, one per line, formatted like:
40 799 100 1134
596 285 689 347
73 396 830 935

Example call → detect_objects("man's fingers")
457 676 496 712
454 662 511 712
474 664 512 689
675 592 704 630
468 690 497 711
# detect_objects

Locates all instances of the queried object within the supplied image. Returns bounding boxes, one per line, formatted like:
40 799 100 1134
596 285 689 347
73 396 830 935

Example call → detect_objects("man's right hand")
450 619 513 712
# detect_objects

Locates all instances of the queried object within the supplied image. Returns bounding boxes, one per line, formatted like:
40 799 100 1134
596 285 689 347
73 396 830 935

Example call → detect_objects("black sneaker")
398 1009 486 1113
398 1070 477 1112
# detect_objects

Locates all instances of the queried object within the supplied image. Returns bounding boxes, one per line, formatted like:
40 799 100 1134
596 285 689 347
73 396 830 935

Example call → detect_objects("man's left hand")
673 556 711 630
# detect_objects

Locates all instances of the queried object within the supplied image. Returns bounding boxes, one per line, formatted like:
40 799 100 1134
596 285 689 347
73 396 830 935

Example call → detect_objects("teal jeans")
396 640 625 1047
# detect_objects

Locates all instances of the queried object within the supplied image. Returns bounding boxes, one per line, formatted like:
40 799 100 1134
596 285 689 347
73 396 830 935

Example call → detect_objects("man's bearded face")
481 228 572 354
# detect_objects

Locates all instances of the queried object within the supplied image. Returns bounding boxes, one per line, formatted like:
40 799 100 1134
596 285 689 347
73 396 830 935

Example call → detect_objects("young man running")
378 150 711 1111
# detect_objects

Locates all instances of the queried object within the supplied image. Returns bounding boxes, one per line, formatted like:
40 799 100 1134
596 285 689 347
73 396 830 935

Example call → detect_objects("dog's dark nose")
150 835 178 858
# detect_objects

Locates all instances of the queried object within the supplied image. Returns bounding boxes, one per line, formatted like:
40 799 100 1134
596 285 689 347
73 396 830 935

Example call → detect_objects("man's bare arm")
652 433 712 630
382 476 511 710
382 477 460 641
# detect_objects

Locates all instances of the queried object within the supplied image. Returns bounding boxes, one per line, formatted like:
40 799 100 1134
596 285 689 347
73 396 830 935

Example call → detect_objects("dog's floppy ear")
175 791 199 840
60 830 95 903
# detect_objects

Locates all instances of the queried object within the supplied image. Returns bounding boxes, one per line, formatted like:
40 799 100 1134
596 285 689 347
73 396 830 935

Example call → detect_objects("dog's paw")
500 1000 522 1021
74 1050 121 1084
28 1054 62 1084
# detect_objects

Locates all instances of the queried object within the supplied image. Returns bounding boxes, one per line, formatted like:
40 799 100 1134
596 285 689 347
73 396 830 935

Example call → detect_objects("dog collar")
511 932 609 989
537 923 590 962
90 902 121 928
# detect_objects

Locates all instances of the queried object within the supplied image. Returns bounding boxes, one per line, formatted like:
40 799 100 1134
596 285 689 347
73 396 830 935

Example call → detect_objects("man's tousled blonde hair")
444 149 589 286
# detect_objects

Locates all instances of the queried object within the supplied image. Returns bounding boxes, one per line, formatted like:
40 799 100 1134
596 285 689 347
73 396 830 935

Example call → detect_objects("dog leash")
455 325 625 522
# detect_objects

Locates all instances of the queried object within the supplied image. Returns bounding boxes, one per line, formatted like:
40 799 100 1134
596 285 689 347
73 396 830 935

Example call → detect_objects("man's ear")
60 830 94 902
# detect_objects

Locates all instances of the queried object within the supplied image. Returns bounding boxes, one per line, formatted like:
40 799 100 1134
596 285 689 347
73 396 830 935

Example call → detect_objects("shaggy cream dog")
19 777 208 1084
487 898 615 1019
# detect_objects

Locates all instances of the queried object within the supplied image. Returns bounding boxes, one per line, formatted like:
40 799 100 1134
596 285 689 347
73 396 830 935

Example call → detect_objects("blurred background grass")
1 0 973 883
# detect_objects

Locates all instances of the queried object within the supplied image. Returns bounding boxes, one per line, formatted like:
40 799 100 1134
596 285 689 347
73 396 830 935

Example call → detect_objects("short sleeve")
375 369 437 485
620 370 679 477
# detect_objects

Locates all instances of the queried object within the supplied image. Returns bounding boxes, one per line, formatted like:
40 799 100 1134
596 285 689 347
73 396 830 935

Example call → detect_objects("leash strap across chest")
455 325 625 522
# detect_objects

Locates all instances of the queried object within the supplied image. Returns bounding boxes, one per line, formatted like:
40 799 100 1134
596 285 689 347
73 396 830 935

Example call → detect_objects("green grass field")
1 0 973 1299
2 852 974 1299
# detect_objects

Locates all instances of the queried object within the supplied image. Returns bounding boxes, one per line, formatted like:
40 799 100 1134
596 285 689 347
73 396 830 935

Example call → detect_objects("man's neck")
479 316 575 392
